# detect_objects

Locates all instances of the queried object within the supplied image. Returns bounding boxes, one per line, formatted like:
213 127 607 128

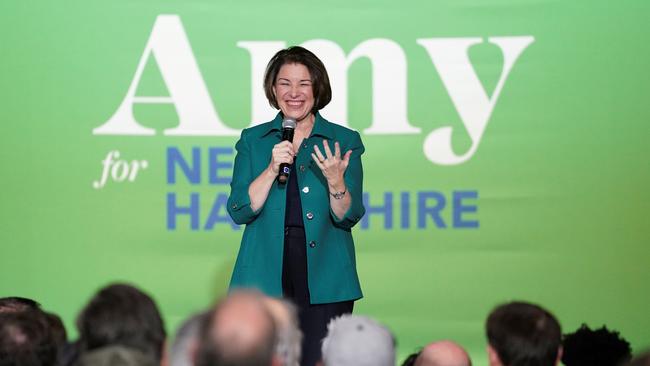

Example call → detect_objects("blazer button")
302 186 309 193
231 203 238 209
309 240 316 248
306 212 314 220
299 164 306 172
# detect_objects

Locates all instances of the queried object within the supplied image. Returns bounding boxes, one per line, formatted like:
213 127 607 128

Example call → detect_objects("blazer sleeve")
330 131 366 229
227 129 259 225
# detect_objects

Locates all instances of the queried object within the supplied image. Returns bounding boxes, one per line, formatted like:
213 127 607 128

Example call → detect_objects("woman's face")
273 63 315 122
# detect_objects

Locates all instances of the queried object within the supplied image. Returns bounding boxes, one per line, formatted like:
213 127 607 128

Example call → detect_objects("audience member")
45 312 68 351
75 283 166 366
414 341 471 366
562 324 632 366
263 298 302 366
402 351 421 366
169 312 208 366
0 310 58 366
486 301 562 366
0 296 74 366
320 314 396 366
10 289 635 366
194 290 279 366
627 352 650 366
0 297 41 313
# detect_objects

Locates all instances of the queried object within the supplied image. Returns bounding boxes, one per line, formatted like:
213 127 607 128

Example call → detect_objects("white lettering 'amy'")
94 15 535 166
93 15 239 136
417 36 535 165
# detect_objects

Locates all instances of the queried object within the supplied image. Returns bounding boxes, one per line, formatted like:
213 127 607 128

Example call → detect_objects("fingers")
311 143 351 182
342 150 352 165
270 141 295 173
277 154 293 164
274 141 295 155
334 141 341 158
313 144 326 163
311 153 325 170
322 139 333 158
273 142 295 159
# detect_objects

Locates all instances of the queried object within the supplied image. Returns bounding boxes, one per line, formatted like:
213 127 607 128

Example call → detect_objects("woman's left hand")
311 140 352 190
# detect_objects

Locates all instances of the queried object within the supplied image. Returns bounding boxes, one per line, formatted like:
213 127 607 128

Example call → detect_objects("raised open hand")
311 140 352 188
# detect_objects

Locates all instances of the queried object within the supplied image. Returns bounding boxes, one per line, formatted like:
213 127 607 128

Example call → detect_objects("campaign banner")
1 0 649 362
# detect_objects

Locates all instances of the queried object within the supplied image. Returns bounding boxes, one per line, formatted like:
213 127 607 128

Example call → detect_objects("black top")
284 162 305 228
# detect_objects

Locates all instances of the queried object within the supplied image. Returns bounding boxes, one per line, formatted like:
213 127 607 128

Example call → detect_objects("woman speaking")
226 46 366 366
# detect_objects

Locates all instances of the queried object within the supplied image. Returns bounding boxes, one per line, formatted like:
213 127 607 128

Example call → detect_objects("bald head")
195 291 278 366
213 292 275 353
415 341 471 366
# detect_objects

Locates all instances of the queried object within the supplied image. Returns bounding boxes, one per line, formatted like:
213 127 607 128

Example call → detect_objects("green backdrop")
1 0 649 364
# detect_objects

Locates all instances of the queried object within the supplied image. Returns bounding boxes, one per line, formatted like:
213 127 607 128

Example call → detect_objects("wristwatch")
330 189 347 200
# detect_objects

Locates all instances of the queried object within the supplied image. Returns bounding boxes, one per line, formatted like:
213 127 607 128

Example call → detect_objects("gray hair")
321 314 396 366
266 299 302 366
169 312 208 366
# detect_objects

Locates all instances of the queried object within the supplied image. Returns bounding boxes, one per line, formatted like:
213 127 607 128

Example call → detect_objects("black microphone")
277 117 297 184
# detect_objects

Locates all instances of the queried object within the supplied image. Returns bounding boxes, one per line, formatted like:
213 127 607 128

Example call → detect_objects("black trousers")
282 226 354 366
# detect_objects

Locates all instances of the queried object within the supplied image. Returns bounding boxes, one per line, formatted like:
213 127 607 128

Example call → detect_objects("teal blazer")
227 112 365 304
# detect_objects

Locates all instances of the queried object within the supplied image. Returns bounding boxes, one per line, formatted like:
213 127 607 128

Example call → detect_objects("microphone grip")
277 126 295 185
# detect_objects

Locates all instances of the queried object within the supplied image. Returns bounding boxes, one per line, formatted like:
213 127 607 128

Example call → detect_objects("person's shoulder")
240 116 281 139
243 121 274 135
319 115 362 141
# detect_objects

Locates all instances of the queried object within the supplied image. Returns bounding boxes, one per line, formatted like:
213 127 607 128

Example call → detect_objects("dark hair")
0 310 58 366
562 324 631 366
0 297 41 313
628 352 650 366
401 350 421 366
44 312 67 353
486 301 562 366
76 283 166 362
263 46 332 113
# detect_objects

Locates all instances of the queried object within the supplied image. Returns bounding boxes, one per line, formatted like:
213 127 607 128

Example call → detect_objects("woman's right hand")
269 141 296 174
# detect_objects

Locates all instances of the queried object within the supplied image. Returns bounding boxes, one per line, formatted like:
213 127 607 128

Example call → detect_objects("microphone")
277 117 297 184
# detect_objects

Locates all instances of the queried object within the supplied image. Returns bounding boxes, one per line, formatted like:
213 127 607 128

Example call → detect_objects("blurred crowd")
1 283 647 366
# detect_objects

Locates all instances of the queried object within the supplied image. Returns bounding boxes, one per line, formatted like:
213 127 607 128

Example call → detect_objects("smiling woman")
226 46 366 366
273 63 314 123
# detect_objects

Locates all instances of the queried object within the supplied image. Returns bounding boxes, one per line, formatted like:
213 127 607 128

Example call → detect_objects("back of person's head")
562 324 631 366
0 297 41 314
402 351 421 366
194 290 278 366
169 312 208 366
263 298 302 366
627 352 650 366
486 301 561 366
0 310 58 366
44 312 67 351
321 314 396 366
414 341 471 366
76 283 166 363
